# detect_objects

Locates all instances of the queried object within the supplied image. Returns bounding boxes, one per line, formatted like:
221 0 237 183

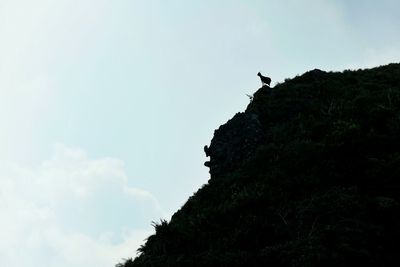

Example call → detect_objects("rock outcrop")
204 112 265 177
119 63 400 267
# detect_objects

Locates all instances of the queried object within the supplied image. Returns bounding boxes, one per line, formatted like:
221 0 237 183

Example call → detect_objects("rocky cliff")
119 63 400 267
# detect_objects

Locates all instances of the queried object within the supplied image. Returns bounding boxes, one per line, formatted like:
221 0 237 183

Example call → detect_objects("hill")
118 63 400 267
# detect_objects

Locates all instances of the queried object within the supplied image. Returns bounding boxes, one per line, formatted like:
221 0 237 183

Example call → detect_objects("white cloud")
0 144 163 267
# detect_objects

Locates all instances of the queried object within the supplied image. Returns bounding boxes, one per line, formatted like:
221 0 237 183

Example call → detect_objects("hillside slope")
119 63 400 267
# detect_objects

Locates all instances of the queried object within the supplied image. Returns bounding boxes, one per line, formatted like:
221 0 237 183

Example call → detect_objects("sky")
0 0 399 266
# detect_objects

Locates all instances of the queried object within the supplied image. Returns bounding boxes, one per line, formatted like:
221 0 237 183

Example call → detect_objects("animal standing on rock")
257 72 271 87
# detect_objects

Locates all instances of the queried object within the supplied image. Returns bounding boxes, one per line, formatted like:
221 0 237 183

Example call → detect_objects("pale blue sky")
0 0 399 266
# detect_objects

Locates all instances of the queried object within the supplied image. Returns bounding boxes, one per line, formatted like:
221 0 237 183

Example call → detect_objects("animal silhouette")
257 72 271 87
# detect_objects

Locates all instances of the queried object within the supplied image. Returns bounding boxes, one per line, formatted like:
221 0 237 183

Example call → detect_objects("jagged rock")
205 112 264 177
203 145 210 157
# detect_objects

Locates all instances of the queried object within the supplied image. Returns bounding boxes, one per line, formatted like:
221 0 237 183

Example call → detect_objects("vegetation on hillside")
118 63 400 267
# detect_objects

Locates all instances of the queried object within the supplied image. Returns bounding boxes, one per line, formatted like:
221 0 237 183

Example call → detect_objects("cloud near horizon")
0 143 163 267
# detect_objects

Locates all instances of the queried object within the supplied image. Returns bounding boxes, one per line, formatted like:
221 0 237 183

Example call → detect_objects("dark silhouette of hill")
117 63 400 267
